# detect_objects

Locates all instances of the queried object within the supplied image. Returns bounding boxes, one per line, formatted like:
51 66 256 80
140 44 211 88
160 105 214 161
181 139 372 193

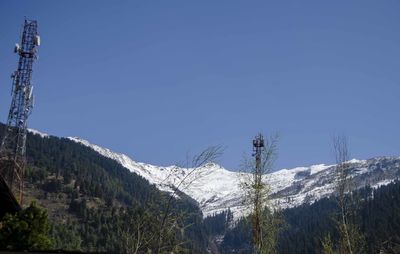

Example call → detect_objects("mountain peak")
66 136 400 219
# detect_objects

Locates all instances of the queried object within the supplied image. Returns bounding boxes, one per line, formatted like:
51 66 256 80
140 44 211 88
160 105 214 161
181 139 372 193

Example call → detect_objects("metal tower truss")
252 133 264 168
0 19 40 203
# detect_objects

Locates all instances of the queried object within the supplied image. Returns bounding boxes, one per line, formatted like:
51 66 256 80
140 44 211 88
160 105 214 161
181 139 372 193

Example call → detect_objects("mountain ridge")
64 135 400 219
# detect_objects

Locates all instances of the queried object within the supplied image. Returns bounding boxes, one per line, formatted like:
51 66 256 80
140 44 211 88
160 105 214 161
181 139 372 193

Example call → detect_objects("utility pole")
0 19 40 205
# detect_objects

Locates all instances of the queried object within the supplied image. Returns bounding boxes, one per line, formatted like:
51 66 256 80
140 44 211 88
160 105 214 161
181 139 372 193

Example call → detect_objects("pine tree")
0 202 53 250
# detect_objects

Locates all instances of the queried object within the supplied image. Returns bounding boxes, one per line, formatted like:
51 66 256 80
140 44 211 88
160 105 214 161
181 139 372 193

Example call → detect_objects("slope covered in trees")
0 124 214 252
1 124 399 253
220 180 400 253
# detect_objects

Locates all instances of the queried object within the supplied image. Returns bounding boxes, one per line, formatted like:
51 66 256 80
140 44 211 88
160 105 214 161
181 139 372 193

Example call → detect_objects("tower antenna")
251 133 265 252
0 19 40 205
253 133 264 170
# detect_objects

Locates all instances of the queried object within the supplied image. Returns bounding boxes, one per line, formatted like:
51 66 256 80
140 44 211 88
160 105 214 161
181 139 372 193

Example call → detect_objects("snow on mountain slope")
67 137 400 219
68 137 245 216
28 128 50 138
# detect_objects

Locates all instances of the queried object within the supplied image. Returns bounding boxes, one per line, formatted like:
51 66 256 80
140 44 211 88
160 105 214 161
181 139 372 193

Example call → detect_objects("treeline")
219 180 400 253
2 124 399 253
0 124 216 253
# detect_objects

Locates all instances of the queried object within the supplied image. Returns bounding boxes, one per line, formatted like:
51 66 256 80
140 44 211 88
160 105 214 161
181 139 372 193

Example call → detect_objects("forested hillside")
0 124 216 253
1 125 399 253
220 180 400 253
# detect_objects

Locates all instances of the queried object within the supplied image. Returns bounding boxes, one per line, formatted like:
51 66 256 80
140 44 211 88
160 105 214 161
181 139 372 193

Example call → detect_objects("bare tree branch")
332 135 365 254
154 145 224 254
240 133 281 254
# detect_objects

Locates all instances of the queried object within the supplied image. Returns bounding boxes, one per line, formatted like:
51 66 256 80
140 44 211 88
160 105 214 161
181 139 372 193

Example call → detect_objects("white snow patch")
28 128 49 138
310 164 331 175
372 179 394 189
348 158 366 164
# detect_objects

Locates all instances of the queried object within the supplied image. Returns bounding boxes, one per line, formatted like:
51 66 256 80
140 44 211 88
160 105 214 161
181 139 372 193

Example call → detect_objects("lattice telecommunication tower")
0 19 40 203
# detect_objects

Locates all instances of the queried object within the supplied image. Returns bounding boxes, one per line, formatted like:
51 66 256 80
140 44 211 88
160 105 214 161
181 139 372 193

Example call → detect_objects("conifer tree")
0 202 53 251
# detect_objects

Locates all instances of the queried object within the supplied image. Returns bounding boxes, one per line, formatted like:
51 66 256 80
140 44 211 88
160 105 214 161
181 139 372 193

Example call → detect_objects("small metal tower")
252 133 264 253
253 133 264 171
0 19 40 203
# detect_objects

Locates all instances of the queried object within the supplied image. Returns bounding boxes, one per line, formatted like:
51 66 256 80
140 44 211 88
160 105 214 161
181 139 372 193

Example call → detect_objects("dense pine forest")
220 181 400 253
0 125 399 253
0 124 216 252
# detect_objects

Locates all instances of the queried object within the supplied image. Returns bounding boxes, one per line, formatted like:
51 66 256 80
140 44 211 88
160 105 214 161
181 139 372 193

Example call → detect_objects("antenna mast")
253 133 264 174
252 133 265 252
0 19 40 204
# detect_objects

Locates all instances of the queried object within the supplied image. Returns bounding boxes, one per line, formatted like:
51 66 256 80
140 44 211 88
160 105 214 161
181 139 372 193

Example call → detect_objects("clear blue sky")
1 1 399 171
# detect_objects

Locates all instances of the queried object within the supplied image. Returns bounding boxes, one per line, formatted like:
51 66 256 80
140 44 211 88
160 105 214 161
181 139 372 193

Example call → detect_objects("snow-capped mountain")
67 136 400 219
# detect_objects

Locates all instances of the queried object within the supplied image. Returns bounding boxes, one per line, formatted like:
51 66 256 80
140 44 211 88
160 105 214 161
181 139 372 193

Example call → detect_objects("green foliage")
239 134 280 254
203 209 233 236
221 181 400 254
337 222 365 254
4 124 398 253
322 234 335 254
221 216 252 253
259 209 284 254
0 125 212 253
0 202 53 251
50 223 82 251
